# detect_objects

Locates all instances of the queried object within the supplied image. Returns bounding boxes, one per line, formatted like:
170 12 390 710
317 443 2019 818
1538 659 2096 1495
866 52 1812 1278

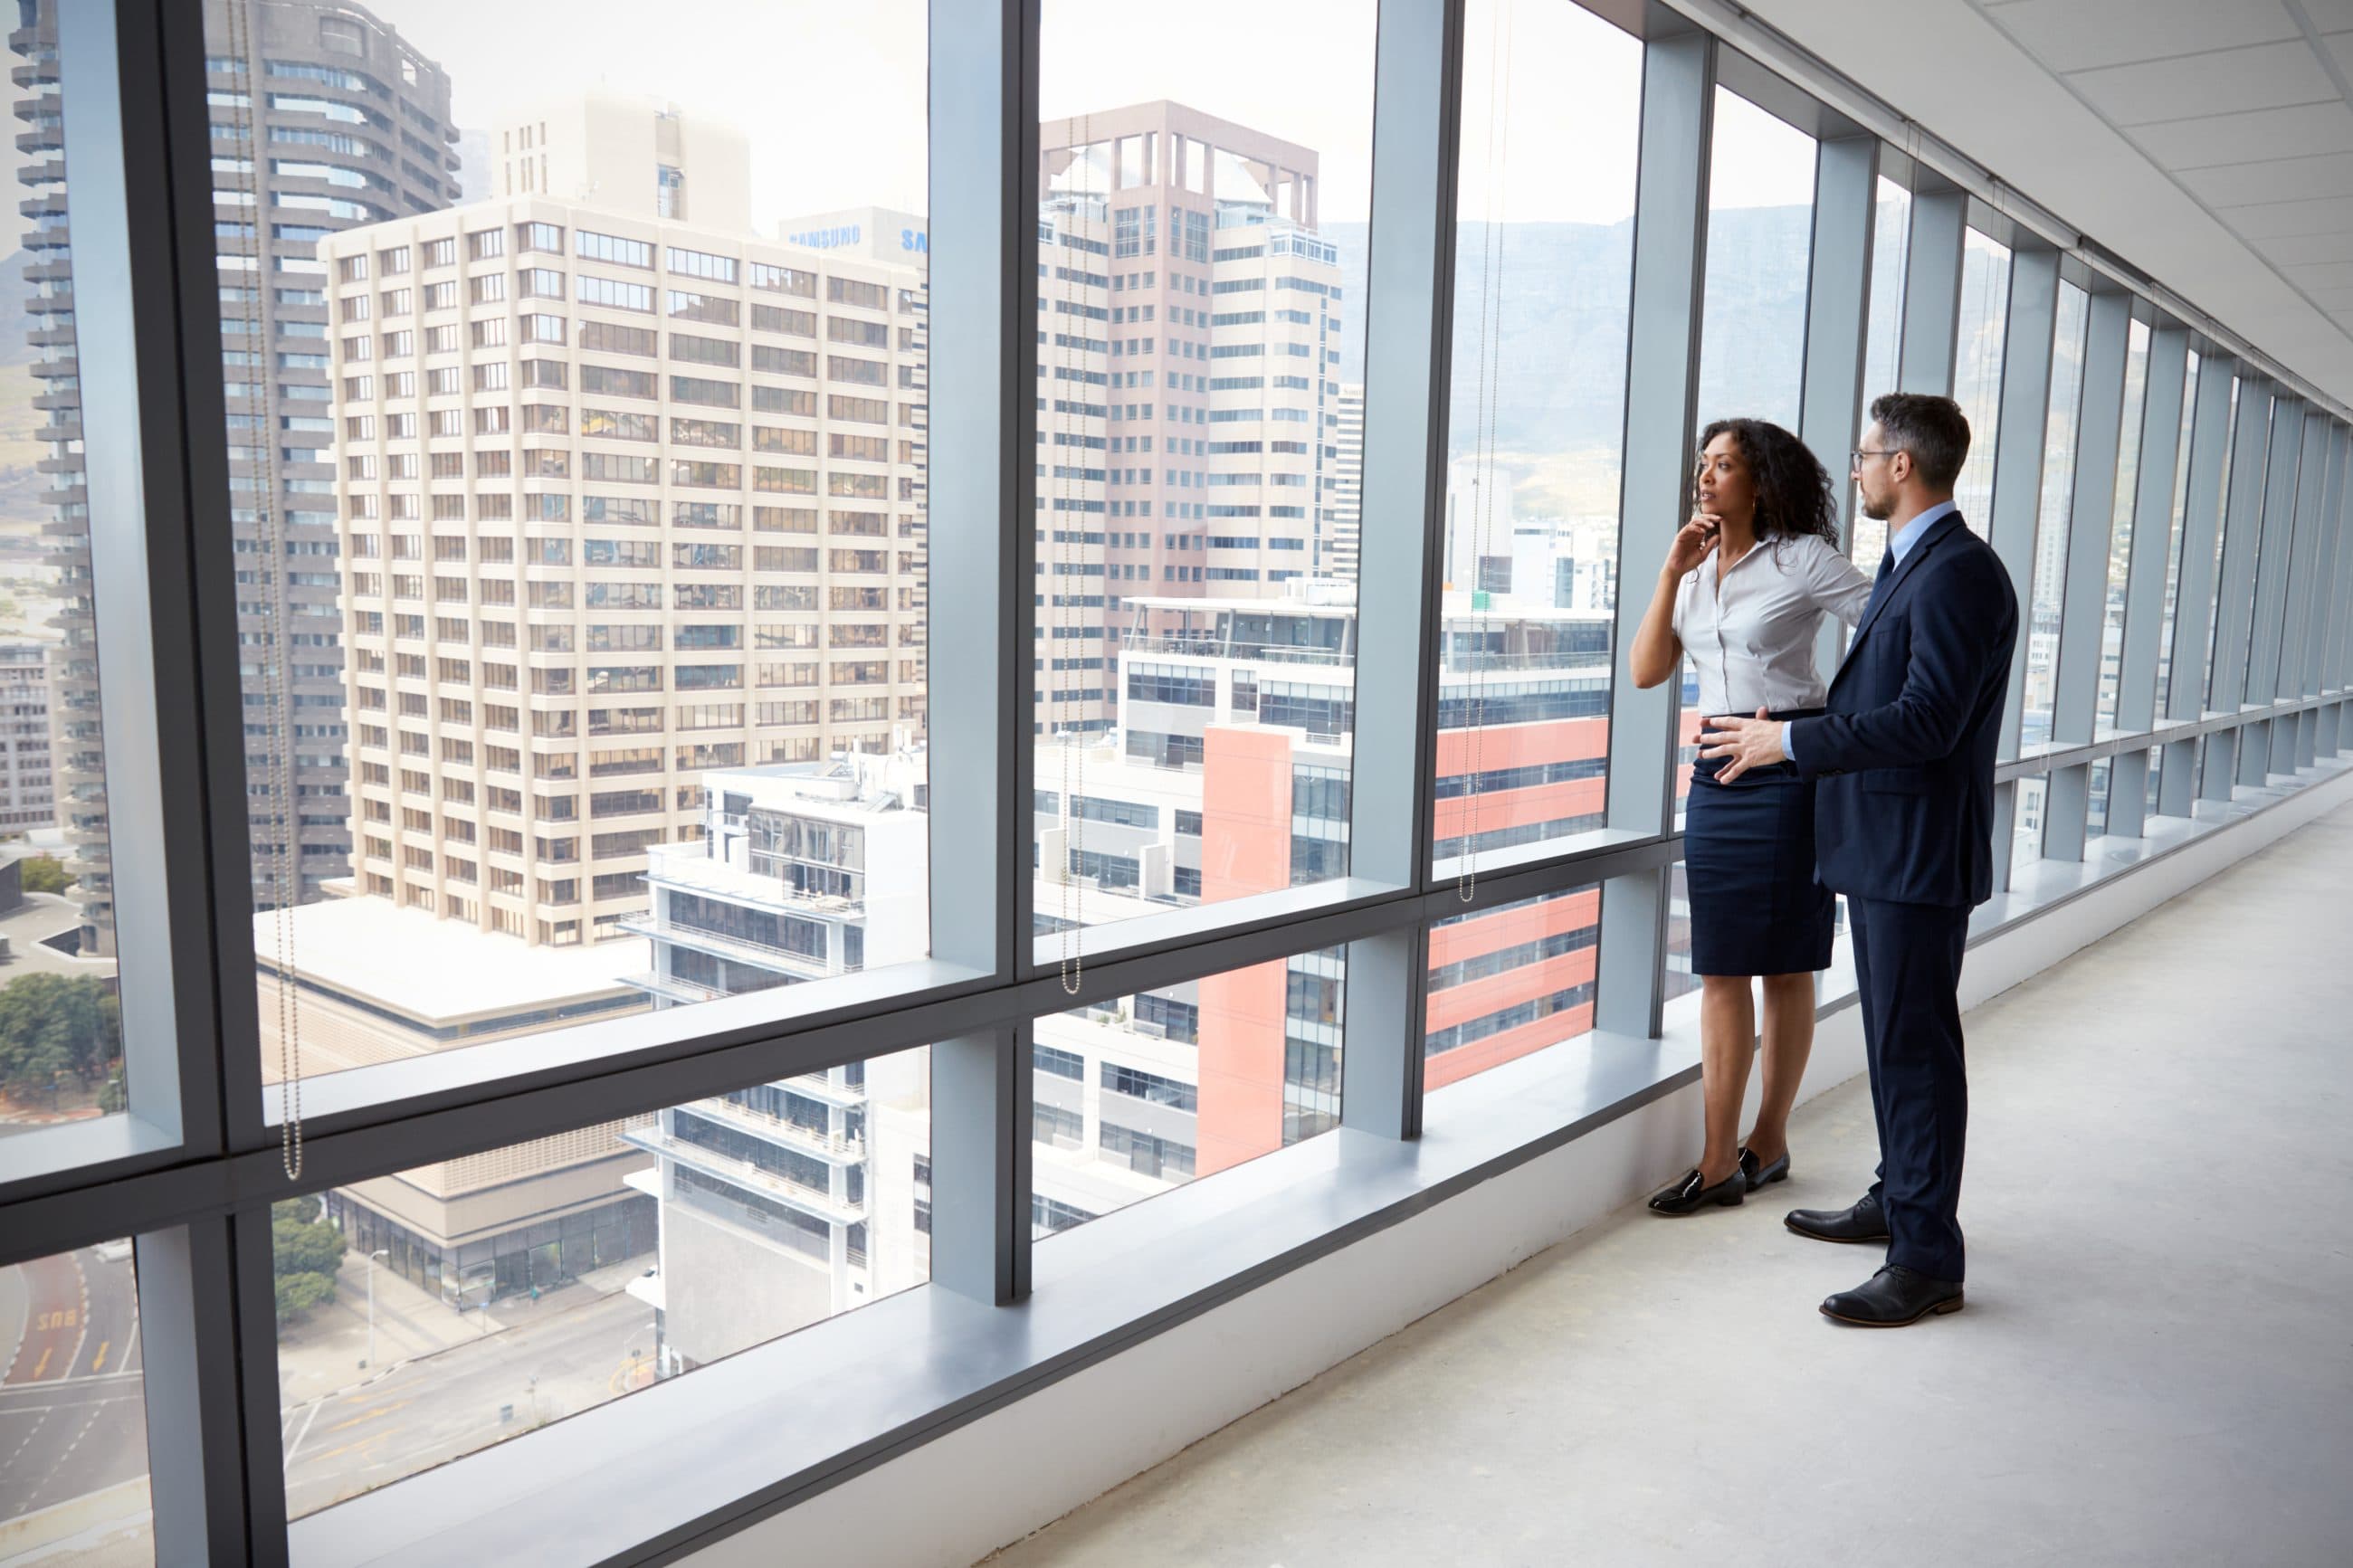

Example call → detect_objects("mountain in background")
1323 204 1815 517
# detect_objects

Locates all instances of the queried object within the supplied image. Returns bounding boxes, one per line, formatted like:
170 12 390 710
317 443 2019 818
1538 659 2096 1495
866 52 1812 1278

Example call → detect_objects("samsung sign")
788 223 862 250
785 223 929 255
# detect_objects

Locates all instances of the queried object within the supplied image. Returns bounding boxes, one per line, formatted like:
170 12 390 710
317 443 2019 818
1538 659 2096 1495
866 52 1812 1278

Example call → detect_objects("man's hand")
1698 707 1786 784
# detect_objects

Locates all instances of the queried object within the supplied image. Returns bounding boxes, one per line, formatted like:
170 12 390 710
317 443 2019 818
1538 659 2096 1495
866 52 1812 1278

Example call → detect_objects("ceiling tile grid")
1979 0 2353 350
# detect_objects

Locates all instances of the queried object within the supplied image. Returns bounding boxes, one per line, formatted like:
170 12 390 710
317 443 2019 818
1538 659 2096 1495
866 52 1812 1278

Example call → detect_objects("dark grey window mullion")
1979 245 2058 889
1895 186 1964 396
2104 323 2189 841
2156 352 2236 816
57 0 233 1170
2233 394 2306 788
1341 0 1463 1139
1596 24 1714 1040
930 0 1028 986
2319 421 2353 758
2201 380 2275 801
2289 424 2344 767
2269 416 2339 773
2041 289 2129 863
926 0 1034 1304
1800 133 1878 689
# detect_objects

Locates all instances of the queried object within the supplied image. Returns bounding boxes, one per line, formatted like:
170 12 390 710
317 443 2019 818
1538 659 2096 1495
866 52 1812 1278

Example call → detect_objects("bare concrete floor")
986 798 2353 1567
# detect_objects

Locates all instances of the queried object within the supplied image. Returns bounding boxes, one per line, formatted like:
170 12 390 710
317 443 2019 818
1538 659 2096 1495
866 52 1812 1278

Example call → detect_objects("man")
1698 393 2019 1327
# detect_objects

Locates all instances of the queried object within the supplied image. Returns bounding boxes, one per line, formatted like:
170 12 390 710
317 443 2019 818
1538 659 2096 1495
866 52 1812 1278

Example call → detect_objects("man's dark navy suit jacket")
1788 509 2020 909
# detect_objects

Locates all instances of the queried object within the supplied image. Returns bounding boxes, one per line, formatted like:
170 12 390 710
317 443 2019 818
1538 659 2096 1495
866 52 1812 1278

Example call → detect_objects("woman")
1629 418 1873 1216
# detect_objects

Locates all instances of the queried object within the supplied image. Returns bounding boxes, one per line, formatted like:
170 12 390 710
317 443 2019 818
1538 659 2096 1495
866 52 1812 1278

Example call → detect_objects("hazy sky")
0 0 1818 255
291 0 1815 237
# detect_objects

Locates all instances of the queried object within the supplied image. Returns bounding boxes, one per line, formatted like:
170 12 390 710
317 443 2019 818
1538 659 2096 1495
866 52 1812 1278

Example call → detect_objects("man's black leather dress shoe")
1739 1146 1790 1193
1646 1164 1746 1216
1819 1263 1963 1326
1784 1190 1890 1243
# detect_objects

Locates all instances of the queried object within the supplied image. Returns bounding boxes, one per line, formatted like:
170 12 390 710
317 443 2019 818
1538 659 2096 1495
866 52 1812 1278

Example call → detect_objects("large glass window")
1851 175 1910 568
0 10 128 1151
204 0 932 1103
1034 0 1376 941
0 1241 153 1563
275 1044 927 1518
2015 280 2089 873
1951 230 2011 535
2196 378 2245 715
2089 318 2151 836
2150 349 2203 726
1694 90 1817 434
1435 0 1638 874
1033 946 1344 1235
1425 885 1598 1094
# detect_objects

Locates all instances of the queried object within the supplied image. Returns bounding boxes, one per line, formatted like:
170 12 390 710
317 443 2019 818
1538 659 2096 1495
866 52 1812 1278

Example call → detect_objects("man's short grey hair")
1869 393 1970 491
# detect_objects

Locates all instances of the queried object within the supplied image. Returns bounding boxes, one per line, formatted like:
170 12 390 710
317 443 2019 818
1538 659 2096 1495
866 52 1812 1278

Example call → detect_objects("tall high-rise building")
1037 103 1347 735
12 0 96 943
319 102 929 949
1329 382 1363 584
493 89 750 235
195 2 462 934
0 646 55 833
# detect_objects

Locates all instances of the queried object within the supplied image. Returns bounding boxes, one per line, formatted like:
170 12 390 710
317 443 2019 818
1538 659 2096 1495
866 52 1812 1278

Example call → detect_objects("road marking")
304 1425 402 1466
323 1397 411 1433
282 1394 327 1468
31 1347 50 1380
90 1339 109 1373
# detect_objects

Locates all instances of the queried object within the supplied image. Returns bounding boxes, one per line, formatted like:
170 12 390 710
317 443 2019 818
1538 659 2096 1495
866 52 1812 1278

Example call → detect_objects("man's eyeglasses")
1851 447 1904 467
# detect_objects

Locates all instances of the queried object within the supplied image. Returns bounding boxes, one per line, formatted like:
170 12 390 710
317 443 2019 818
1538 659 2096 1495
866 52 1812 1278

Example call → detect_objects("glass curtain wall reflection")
1435 0 1640 876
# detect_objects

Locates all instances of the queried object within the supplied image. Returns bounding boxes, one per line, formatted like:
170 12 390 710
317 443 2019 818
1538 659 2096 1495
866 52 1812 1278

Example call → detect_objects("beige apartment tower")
319 109 927 949
1036 102 1346 736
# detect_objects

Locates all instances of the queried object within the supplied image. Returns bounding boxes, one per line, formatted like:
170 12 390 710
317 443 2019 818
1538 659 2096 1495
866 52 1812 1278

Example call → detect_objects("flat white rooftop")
253 896 648 1024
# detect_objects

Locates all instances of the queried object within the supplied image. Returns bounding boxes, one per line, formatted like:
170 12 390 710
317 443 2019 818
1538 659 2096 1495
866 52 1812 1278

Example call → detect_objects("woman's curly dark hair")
1692 418 1840 547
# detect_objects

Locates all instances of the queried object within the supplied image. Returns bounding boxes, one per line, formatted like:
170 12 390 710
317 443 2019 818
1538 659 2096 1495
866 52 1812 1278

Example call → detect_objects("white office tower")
319 98 929 950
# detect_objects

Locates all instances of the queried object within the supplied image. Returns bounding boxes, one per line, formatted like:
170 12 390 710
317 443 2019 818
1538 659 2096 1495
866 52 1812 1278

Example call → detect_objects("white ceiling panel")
2132 100 2353 169
2218 193 2353 239
2068 40 2335 126
2179 153 2353 208
2252 229 2353 264
1734 0 2353 409
2285 259 2353 290
1982 0 2301 74
2317 29 2353 81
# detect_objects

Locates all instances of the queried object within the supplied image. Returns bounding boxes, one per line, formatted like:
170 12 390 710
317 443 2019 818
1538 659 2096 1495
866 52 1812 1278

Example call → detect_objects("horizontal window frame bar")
1995 692 2344 782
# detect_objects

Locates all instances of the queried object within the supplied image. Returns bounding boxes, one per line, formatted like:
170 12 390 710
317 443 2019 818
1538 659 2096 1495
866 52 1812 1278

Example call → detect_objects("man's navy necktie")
1859 546 1896 627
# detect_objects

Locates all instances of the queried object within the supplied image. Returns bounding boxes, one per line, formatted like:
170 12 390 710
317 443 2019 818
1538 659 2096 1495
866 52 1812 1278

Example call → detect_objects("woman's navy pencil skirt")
1683 708 1834 978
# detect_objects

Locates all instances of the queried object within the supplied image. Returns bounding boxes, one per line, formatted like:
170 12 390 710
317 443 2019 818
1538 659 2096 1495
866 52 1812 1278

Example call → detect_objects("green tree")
271 1195 347 1326
0 974 122 1096
18 856 72 896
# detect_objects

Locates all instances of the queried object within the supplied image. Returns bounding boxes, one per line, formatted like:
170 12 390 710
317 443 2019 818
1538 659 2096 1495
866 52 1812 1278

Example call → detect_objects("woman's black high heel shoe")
1739 1145 1791 1193
1647 1164 1747 1215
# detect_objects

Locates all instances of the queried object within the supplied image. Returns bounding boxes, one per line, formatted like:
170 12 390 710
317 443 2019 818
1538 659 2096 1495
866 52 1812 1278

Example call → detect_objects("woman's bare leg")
1697 974 1756 1183
1746 971 1817 1165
